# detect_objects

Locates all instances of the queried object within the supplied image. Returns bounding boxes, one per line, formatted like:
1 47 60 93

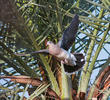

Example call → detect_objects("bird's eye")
46 41 51 46
48 41 51 44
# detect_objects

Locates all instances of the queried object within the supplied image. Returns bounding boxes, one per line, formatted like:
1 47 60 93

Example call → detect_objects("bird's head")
46 41 54 46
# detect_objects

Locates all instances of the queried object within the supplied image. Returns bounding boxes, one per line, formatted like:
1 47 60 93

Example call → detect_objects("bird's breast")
56 49 68 59
49 46 61 56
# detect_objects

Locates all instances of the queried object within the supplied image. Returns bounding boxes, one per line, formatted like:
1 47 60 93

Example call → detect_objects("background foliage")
0 0 110 99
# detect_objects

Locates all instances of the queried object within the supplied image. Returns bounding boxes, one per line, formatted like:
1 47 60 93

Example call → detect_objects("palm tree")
0 0 110 99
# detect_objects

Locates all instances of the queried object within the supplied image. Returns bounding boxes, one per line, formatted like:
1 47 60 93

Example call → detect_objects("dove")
16 14 85 74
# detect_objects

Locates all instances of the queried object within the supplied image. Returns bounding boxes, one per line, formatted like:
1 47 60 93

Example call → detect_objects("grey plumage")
46 41 77 67
58 14 79 50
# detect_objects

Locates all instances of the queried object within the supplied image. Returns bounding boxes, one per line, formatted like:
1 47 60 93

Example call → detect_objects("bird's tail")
64 53 85 74
74 53 85 68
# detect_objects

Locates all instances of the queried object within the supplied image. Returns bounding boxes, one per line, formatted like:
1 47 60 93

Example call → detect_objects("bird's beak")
46 43 48 47
46 41 49 47
45 40 49 47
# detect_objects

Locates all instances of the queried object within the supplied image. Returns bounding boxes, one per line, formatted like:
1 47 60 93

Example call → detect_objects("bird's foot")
61 60 65 64
64 59 68 64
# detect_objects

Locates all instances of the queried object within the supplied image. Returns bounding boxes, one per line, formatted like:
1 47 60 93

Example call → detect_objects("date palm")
0 0 110 99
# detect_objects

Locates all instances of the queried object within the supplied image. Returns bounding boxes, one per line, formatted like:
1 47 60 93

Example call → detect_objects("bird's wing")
15 49 49 56
58 14 79 51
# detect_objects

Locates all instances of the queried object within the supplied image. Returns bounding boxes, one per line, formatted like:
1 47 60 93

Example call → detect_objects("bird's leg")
64 59 69 64
61 59 69 64
61 60 65 64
